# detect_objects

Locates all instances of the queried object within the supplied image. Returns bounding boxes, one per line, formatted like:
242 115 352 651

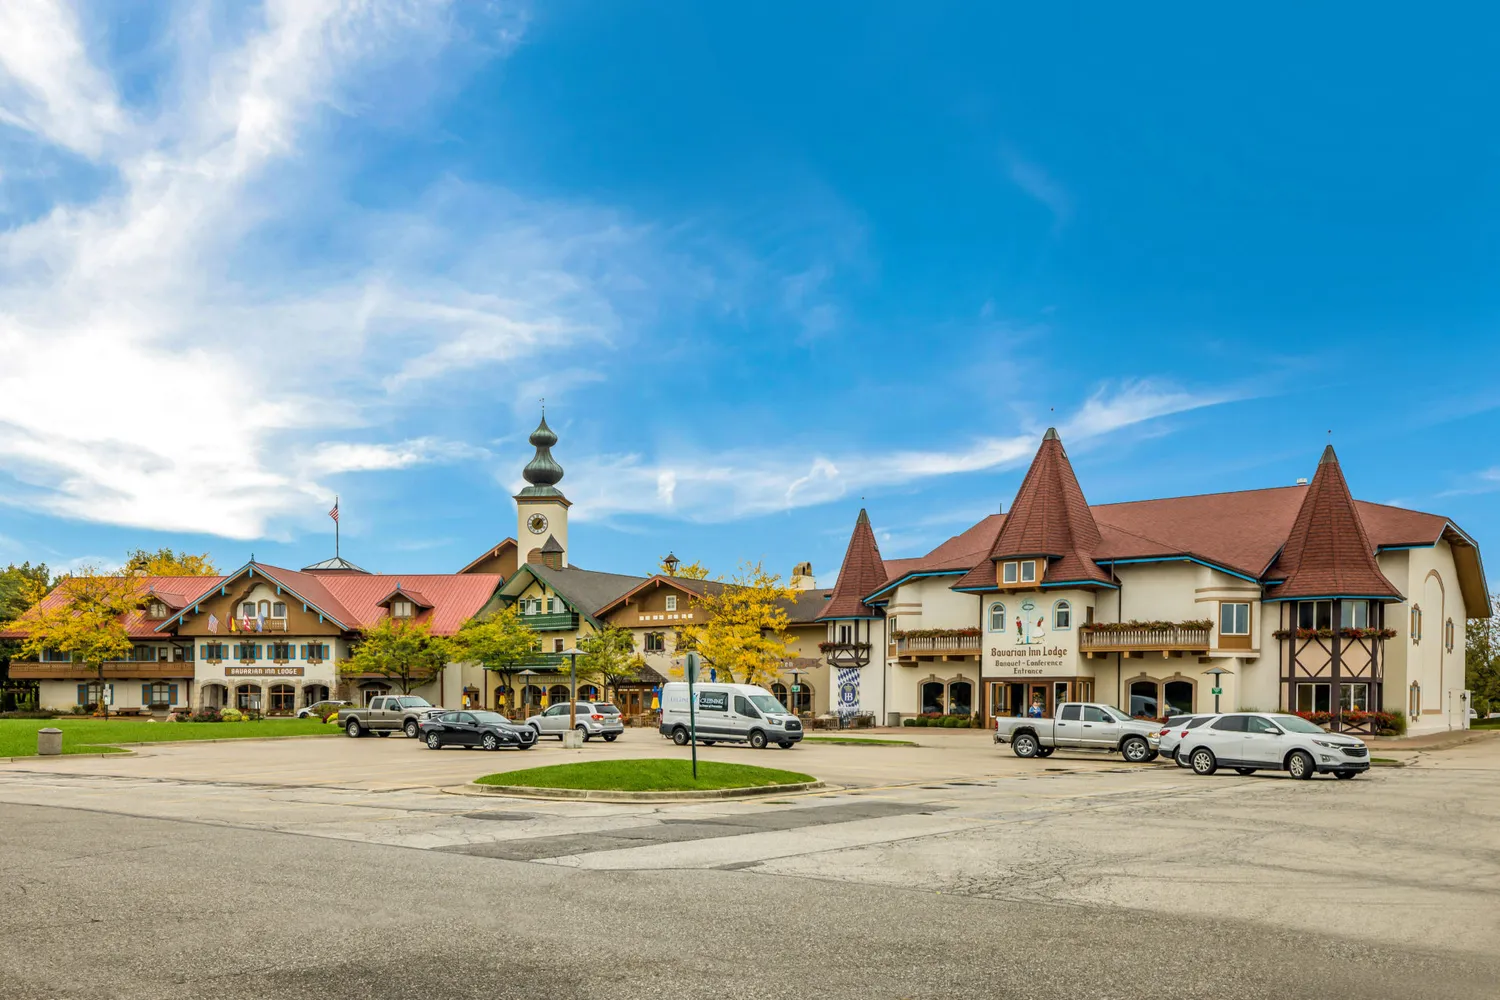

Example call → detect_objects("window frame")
1020 560 1037 583
1219 602 1251 636
1002 561 1018 584
1295 682 1332 714
1052 600 1072 630
665 595 678 612
989 602 1006 632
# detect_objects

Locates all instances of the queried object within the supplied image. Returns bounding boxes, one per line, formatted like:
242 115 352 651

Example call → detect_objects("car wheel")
1190 748 1217 775
603 734 618 742
576 725 590 742
701 740 716 747
749 730 768 749
672 726 690 746
778 741 793 749
1012 733 1040 758
482 733 499 751
1334 771 1357 780
1036 746 1054 758
375 731 390 738
1173 750 1189 768
426 732 442 750
404 719 420 739
1235 767 1256 775
1145 751 1160 762
1287 750 1316 780
1121 736 1150 762
346 719 363 738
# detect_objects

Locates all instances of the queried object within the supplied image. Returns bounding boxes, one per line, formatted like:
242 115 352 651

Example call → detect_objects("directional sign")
1211 687 1223 696
791 684 801 692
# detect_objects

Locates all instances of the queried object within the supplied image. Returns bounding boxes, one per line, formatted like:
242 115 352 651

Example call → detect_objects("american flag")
329 498 339 522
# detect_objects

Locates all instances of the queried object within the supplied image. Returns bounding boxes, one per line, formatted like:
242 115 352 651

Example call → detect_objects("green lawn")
801 736 916 746
475 758 815 792
0 717 337 757
1471 718 1500 730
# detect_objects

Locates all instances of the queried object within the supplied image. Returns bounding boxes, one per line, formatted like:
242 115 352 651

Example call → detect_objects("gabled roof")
501 563 647 626
1 575 229 640
592 575 727 619
953 429 1110 590
374 585 433 610
458 538 517 574
1264 446 1404 602
818 509 888 620
782 588 834 625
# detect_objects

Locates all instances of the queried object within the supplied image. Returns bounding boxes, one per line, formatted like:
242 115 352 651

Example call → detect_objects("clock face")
527 513 549 535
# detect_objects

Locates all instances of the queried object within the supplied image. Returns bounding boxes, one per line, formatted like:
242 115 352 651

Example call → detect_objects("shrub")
0 710 59 720
219 707 245 723
189 706 223 723
902 718 917 727
941 715 962 728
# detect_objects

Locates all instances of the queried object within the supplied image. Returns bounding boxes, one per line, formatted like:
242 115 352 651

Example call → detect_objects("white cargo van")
658 682 804 749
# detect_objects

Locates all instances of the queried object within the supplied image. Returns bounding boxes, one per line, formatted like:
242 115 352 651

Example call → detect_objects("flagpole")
335 495 340 559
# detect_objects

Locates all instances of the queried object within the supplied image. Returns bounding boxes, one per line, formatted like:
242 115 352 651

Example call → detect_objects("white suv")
1179 712 1370 780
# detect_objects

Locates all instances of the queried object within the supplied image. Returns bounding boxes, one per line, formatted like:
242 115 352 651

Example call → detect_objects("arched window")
1163 679 1194 716
303 684 329 707
948 681 973 716
1445 618 1455 653
771 682 789 704
1053 600 1072 630
1128 680 1159 719
792 684 813 715
547 684 570 707
520 685 542 711
258 600 271 618
920 682 945 715
269 684 295 714
578 684 600 701
236 684 262 711
1410 605 1422 642
989 603 1006 632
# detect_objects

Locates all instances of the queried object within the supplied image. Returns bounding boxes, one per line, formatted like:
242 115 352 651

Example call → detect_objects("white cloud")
1002 146 1070 225
0 1 649 540
556 381 1234 524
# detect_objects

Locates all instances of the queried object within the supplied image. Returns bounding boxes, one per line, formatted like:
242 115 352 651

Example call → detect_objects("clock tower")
515 411 571 569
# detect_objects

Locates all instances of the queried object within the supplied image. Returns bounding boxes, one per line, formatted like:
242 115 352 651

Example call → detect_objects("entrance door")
1029 683 1050 717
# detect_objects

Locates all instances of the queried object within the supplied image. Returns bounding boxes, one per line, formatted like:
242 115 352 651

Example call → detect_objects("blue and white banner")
836 666 860 719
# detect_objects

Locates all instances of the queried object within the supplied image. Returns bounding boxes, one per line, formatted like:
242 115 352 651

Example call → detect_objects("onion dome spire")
518 412 566 498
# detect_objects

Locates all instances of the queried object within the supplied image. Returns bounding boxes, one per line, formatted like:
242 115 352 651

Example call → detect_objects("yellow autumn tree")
122 548 218 576
675 561 796 685
658 555 711 580
17 567 139 716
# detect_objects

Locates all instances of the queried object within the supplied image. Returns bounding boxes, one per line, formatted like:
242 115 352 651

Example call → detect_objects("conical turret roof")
955 427 1110 588
818 509 888 620
1265 446 1403 601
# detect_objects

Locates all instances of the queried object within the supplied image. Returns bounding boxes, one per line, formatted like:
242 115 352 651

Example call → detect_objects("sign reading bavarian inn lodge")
986 598 1070 675
224 666 305 677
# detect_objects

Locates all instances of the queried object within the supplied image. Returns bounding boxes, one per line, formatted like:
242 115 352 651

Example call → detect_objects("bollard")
561 730 585 748
37 728 63 756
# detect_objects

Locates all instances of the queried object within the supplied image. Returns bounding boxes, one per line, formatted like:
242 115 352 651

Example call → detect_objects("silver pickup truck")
340 695 445 739
994 702 1161 762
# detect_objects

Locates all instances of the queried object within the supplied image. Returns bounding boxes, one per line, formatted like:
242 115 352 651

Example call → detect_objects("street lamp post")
1202 665 1233 714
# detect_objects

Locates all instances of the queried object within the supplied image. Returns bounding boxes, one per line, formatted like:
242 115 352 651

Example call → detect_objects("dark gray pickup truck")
340 695 444 739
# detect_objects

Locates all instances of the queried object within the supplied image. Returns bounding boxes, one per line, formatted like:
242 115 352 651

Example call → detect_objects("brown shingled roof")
1264 446 1404 601
818 509 888 620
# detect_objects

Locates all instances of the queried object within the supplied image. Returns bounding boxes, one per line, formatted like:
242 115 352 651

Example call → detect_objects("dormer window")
392 600 414 619
666 595 678 612
147 601 168 619
1020 560 1037 583
1002 562 1019 584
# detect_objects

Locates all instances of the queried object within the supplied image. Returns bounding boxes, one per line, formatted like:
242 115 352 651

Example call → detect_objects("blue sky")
0 1 1496 589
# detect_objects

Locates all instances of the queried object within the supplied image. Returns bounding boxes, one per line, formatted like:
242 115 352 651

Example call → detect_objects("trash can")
887 712 902 728
37 728 63 756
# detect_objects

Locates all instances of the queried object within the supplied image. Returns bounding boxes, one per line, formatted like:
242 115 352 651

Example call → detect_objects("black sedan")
418 711 538 751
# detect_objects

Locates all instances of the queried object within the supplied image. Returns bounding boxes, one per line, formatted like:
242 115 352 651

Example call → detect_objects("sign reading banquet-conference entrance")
986 597 1072 676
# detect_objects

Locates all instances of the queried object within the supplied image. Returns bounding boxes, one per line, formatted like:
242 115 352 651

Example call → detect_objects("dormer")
996 557 1046 589
376 583 433 620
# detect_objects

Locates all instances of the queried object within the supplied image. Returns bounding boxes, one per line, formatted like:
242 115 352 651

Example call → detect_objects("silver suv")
1177 712 1370 779
524 701 625 742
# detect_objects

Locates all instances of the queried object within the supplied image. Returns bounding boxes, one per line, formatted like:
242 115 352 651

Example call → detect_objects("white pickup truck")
340 695 445 739
993 702 1161 762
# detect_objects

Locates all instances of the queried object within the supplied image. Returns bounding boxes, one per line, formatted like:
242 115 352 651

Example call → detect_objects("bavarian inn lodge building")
818 429 1487 735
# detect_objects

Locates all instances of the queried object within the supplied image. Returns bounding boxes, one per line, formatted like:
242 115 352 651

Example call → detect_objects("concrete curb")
0 749 139 763
453 779 826 802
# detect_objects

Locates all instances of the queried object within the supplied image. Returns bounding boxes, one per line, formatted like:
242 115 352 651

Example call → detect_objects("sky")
0 1 1496 590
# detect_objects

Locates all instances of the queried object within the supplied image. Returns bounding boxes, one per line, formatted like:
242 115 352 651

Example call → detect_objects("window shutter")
255 644 262 659
143 684 150 704
78 684 86 705
169 684 179 704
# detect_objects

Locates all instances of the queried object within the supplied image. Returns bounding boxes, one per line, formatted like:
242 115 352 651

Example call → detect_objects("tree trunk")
94 662 107 718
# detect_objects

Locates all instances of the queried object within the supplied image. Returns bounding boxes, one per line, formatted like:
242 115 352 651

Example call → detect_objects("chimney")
790 561 816 591
1296 477 1309 486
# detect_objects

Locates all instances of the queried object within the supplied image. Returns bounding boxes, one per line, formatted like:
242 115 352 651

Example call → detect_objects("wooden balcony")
520 611 580 631
820 642 872 668
893 633 981 661
8 662 193 680
1080 625 1210 656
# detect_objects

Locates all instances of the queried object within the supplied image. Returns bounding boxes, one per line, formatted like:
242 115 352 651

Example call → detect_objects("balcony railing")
229 618 289 633
1079 625 1210 652
820 641 873 667
520 611 580 631
893 633 982 657
8 662 191 680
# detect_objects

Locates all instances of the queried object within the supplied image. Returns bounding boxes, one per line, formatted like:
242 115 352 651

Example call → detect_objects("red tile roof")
1 576 229 640
818 509 889 620
1264 446 1404 601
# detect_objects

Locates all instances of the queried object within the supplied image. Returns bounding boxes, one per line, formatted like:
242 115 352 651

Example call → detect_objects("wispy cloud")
0 1 663 540
1002 146 1071 225
552 380 1236 524
1438 467 1500 499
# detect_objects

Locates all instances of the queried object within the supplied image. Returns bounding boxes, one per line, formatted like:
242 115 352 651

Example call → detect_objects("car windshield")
1271 715 1328 735
470 712 509 725
1104 708 1132 723
749 694 790 714
397 697 431 708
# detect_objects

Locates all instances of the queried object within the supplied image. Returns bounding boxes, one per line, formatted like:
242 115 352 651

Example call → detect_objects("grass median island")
474 758 815 792
0 717 336 757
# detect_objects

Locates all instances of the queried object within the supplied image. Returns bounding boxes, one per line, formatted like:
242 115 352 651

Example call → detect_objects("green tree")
659 555 711 580
17 567 138 716
576 626 637 703
122 548 218 576
1466 598 1500 717
1 562 55 708
677 561 796 685
452 606 541 712
341 617 456 695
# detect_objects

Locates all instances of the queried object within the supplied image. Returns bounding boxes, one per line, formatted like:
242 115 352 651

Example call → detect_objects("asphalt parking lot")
2 729 1497 999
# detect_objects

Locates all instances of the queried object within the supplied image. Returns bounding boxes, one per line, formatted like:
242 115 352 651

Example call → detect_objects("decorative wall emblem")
1014 598 1047 645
